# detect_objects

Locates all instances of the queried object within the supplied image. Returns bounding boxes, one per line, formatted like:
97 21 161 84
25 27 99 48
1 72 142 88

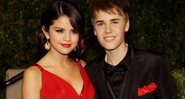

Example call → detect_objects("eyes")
96 20 119 27
55 28 78 34
70 30 78 34
97 22 103 26
56 29 64 33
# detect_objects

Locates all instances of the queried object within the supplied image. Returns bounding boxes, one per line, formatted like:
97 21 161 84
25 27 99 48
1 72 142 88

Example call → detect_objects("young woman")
22 0 94 99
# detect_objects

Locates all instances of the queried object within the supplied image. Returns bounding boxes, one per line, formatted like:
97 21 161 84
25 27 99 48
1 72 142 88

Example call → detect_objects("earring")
44 39 50 50
74 47 77 51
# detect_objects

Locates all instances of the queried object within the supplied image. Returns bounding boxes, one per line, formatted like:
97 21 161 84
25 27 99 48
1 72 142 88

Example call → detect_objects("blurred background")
0 0 185 98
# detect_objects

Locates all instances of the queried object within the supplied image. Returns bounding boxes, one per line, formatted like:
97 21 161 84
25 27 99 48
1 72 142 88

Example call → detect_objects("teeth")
104 36 115 41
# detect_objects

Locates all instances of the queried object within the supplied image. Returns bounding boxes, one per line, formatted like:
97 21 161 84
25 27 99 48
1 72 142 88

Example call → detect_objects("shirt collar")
103 44 131 69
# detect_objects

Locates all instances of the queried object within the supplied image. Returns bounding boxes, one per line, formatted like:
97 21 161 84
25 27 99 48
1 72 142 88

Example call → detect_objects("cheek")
96 35 104 43
120 23 127 30
73 35 79 43
95 33 103 41
94 25 105 32
116 25 125 33
50 34 60 42
48 29 58 38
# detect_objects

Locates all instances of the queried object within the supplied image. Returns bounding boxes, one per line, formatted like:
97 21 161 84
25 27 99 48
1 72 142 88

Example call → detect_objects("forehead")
53 16 69 24
93 8 125 20
52 16 72 27
93 9 125 21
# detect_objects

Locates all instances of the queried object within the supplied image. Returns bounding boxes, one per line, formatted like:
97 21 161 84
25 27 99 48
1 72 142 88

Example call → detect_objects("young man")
85 0 178 99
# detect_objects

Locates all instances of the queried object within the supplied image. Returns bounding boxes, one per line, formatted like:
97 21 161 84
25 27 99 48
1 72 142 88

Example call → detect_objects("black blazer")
85 46 178 99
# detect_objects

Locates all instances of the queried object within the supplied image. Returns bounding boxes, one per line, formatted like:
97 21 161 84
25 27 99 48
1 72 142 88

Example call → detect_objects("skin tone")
92 9 129 66
22 15 86 99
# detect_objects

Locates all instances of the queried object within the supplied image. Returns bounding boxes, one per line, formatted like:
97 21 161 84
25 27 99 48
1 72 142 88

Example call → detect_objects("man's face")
92 9 129 51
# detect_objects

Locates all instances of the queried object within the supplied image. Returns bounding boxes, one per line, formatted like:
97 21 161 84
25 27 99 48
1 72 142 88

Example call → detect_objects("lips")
104 36 115 41
61 44 71 48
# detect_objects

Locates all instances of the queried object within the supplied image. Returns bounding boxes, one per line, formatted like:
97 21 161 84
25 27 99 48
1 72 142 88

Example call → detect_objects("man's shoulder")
132 48 172 70
134 47 164 59
85 56 105 73
130 47 170 65
84 57 105 82
85 57 104 68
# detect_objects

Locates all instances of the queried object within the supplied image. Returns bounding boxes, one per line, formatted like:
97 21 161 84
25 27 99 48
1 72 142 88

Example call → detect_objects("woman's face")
43 15 79 55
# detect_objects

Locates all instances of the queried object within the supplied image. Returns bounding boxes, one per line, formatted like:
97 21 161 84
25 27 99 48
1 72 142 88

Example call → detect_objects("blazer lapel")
94 59 112 99
120 46 144 99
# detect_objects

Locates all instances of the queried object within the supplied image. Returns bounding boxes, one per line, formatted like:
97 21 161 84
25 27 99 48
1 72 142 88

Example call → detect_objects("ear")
41 26 49 39
124 20 130 32
94 30 97 36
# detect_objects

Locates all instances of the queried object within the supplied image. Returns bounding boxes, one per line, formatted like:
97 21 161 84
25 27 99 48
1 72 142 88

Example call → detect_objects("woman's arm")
22 67 41 99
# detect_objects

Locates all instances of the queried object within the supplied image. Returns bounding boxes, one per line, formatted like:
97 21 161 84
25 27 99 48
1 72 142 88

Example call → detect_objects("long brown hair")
36 0 85 58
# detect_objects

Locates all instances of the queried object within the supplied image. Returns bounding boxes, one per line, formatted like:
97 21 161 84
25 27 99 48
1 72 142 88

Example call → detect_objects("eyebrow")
95 20 104 24
111 18 120 21
95 18 120 24
54 27 64 29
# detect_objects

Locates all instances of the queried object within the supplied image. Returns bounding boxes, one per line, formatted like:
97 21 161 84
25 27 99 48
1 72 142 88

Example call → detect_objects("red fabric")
137 82 157 96
33 60 94 99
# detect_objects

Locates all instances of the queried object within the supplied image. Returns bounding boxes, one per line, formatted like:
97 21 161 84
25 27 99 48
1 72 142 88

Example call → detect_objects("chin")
59 51 72 55
104 47 117 51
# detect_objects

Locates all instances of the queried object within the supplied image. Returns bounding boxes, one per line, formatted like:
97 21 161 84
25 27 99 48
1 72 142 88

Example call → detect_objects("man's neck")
105 43 128 66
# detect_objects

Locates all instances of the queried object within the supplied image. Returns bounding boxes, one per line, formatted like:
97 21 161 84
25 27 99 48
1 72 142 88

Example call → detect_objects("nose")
105 24 111 34
63 32 71 41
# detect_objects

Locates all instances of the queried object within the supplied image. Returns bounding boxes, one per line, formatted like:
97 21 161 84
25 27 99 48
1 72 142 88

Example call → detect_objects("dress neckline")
34 62 84 96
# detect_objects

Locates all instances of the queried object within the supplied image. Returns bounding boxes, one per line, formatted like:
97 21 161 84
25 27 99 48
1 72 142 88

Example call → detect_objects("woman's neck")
38 49 71 68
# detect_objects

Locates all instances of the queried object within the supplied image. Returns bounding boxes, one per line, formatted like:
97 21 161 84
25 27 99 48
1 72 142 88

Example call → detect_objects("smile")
61 44 71 48
104 36 115 41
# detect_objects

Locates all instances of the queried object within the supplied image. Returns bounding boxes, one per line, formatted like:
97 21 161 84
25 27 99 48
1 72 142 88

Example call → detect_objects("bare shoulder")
79 59 86 68
22 66 42 85
22 66 41 99
23 66 41 78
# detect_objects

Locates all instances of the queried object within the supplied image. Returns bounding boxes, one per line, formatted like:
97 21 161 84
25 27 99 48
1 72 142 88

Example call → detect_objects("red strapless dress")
33 60 94 99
